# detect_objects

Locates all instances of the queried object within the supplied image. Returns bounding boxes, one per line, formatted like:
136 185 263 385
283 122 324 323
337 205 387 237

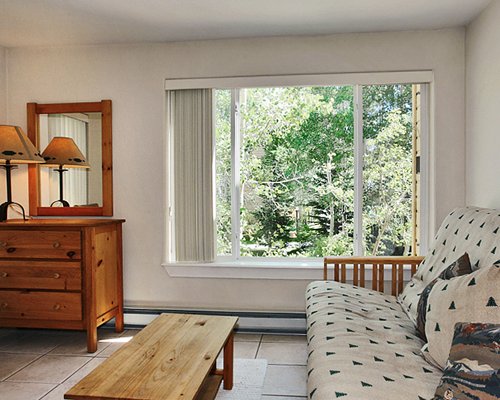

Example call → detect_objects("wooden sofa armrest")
323 256 424 296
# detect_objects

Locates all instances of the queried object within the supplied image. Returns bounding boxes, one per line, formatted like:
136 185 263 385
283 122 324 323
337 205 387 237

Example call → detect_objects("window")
215 84 425 260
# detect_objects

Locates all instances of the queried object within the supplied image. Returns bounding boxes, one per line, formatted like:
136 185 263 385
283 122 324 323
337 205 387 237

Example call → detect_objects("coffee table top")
64 313 238 400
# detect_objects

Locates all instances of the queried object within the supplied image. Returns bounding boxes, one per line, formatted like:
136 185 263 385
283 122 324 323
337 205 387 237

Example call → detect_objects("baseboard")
117 307 306 334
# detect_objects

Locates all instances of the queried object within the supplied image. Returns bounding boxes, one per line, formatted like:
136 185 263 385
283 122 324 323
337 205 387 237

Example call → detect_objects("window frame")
164 72 432 273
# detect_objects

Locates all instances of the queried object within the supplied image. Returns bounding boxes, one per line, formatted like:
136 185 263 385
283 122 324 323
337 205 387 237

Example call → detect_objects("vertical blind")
47 114 88 206
168 89 216 262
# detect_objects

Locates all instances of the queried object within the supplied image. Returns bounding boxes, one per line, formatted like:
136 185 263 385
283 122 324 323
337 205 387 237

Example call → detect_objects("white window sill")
162 260 414 281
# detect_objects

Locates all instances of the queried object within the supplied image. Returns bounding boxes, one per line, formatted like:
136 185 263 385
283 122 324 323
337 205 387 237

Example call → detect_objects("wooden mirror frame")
27 100 113 216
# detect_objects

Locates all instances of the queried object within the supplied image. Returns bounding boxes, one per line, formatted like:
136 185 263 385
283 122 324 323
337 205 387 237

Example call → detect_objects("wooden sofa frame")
323 256 424 296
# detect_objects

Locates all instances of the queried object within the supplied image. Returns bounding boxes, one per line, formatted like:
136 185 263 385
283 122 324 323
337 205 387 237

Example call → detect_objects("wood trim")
377 264 384 292
83 227 98 352
96 307 119 327
27 103 40 216
0 318 84 330
412 85 421 255
26 100 113 217
0 219 125 227
324 256 424 264
372 263 377 290
35 102 103 114
36 207 104 216
101 100 113 216
222 332 234 390
324 256 424 295
397 264 404 294
195 375 223 400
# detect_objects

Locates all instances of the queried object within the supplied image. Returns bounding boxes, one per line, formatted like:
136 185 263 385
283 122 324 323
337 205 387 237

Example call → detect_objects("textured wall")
0 46 6 123
5 29 465 311
466 0 500 208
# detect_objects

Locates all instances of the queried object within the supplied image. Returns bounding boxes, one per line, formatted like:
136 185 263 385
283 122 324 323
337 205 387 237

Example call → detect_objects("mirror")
39 112 102 207
27 100 113 216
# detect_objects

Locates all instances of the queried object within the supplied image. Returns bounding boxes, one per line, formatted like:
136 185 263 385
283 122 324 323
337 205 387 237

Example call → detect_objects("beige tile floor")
0 327 307 399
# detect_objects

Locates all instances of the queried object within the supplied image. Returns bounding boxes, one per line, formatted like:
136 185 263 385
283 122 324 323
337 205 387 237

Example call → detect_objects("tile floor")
0 327 307 399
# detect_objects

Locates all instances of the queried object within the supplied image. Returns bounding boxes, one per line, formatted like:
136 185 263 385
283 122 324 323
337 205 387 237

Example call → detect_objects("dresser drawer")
0 291 82 321
0 230 81 260
0 260 81 291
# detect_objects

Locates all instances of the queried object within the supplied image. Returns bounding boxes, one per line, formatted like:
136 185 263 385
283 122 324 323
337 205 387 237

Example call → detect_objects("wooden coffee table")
64 313 238 400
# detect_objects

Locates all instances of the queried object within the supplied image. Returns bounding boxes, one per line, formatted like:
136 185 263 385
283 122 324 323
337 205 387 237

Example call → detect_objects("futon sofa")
306 207 500 399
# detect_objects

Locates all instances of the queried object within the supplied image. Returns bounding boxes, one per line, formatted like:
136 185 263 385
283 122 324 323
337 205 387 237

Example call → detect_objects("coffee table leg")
223 332 234 390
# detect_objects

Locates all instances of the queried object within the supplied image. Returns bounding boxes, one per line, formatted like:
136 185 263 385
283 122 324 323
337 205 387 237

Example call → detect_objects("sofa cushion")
423 263 500 369
416 252 472 340
399 207 500 324
307 281 441 399
432 322 500 400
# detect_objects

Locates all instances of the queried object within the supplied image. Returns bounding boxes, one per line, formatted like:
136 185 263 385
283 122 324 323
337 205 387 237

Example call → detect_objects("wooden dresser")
0 219 125 352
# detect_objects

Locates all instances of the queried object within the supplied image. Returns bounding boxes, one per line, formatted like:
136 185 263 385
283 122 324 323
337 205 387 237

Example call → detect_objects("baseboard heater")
118 308 306 334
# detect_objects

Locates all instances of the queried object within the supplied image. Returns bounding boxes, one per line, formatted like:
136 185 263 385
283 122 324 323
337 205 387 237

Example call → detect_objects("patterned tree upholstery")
306 207 500 399
399 207 500 324
306 282 441 399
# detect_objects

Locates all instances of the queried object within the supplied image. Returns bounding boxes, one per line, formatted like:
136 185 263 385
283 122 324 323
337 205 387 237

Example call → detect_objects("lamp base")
0 201 27 222
50 199 70 207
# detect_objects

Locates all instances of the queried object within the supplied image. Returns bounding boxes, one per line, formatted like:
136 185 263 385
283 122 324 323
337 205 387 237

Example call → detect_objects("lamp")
41 137 90 207
0 125 45 221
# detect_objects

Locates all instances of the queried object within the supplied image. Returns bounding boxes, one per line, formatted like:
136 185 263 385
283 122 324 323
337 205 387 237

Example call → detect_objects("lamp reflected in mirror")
38 112 102 209
41 137 90 207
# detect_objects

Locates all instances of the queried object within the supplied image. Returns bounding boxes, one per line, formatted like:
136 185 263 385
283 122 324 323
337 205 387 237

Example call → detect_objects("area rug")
215 359 268 400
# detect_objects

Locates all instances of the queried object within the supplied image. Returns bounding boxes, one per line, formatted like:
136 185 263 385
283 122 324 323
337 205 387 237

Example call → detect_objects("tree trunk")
327 154 335 236
371 192 407 255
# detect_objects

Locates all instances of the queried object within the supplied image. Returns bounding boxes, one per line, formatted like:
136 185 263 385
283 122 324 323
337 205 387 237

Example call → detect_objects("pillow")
416 253 472 340
432 322 500 400
398 207 500 325
424 263 500 369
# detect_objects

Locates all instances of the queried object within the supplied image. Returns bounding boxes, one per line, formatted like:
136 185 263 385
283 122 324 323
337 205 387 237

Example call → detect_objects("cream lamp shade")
0 125 45 221
0 125 45 164
41 137 90 168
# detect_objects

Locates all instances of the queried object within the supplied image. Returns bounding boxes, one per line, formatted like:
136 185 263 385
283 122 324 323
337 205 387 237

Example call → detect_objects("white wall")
0 46 6 122
5 29 465 312
466 0 500 208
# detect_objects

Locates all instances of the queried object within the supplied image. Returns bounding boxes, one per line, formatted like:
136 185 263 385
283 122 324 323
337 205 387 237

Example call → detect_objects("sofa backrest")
417 206 500 281
399 206 500 323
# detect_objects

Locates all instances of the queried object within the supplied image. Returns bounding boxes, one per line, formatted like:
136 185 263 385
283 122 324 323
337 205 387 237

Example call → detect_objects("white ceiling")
0 0 492 48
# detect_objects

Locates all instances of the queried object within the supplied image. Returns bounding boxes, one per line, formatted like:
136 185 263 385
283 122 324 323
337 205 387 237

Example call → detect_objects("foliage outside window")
215 84 414 259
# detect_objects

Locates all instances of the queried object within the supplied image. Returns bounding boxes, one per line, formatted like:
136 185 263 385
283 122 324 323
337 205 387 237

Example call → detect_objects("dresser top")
0 218 125 228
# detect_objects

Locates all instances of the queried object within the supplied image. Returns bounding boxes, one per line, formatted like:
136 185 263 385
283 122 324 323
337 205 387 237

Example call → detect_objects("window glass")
215 84 417 259
362 84 413 255
231 86 354 257
215 89 232 255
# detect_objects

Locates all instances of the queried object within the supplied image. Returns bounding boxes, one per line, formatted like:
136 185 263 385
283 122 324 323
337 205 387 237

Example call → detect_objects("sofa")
306 207 500 399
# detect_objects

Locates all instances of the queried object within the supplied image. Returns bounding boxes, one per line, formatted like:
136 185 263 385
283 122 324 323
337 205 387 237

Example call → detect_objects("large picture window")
215 84 424 260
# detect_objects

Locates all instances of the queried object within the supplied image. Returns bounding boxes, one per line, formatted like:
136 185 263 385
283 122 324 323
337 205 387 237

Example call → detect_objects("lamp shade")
41 137 90 168
0 125 45 164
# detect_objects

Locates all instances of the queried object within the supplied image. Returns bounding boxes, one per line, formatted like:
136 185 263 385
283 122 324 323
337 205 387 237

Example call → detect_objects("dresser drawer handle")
66 251 76 259
53 241 61 248
0 302 7 309
0 272 8 278
53 273 61 279
53 304 61 311
6 247 16 253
